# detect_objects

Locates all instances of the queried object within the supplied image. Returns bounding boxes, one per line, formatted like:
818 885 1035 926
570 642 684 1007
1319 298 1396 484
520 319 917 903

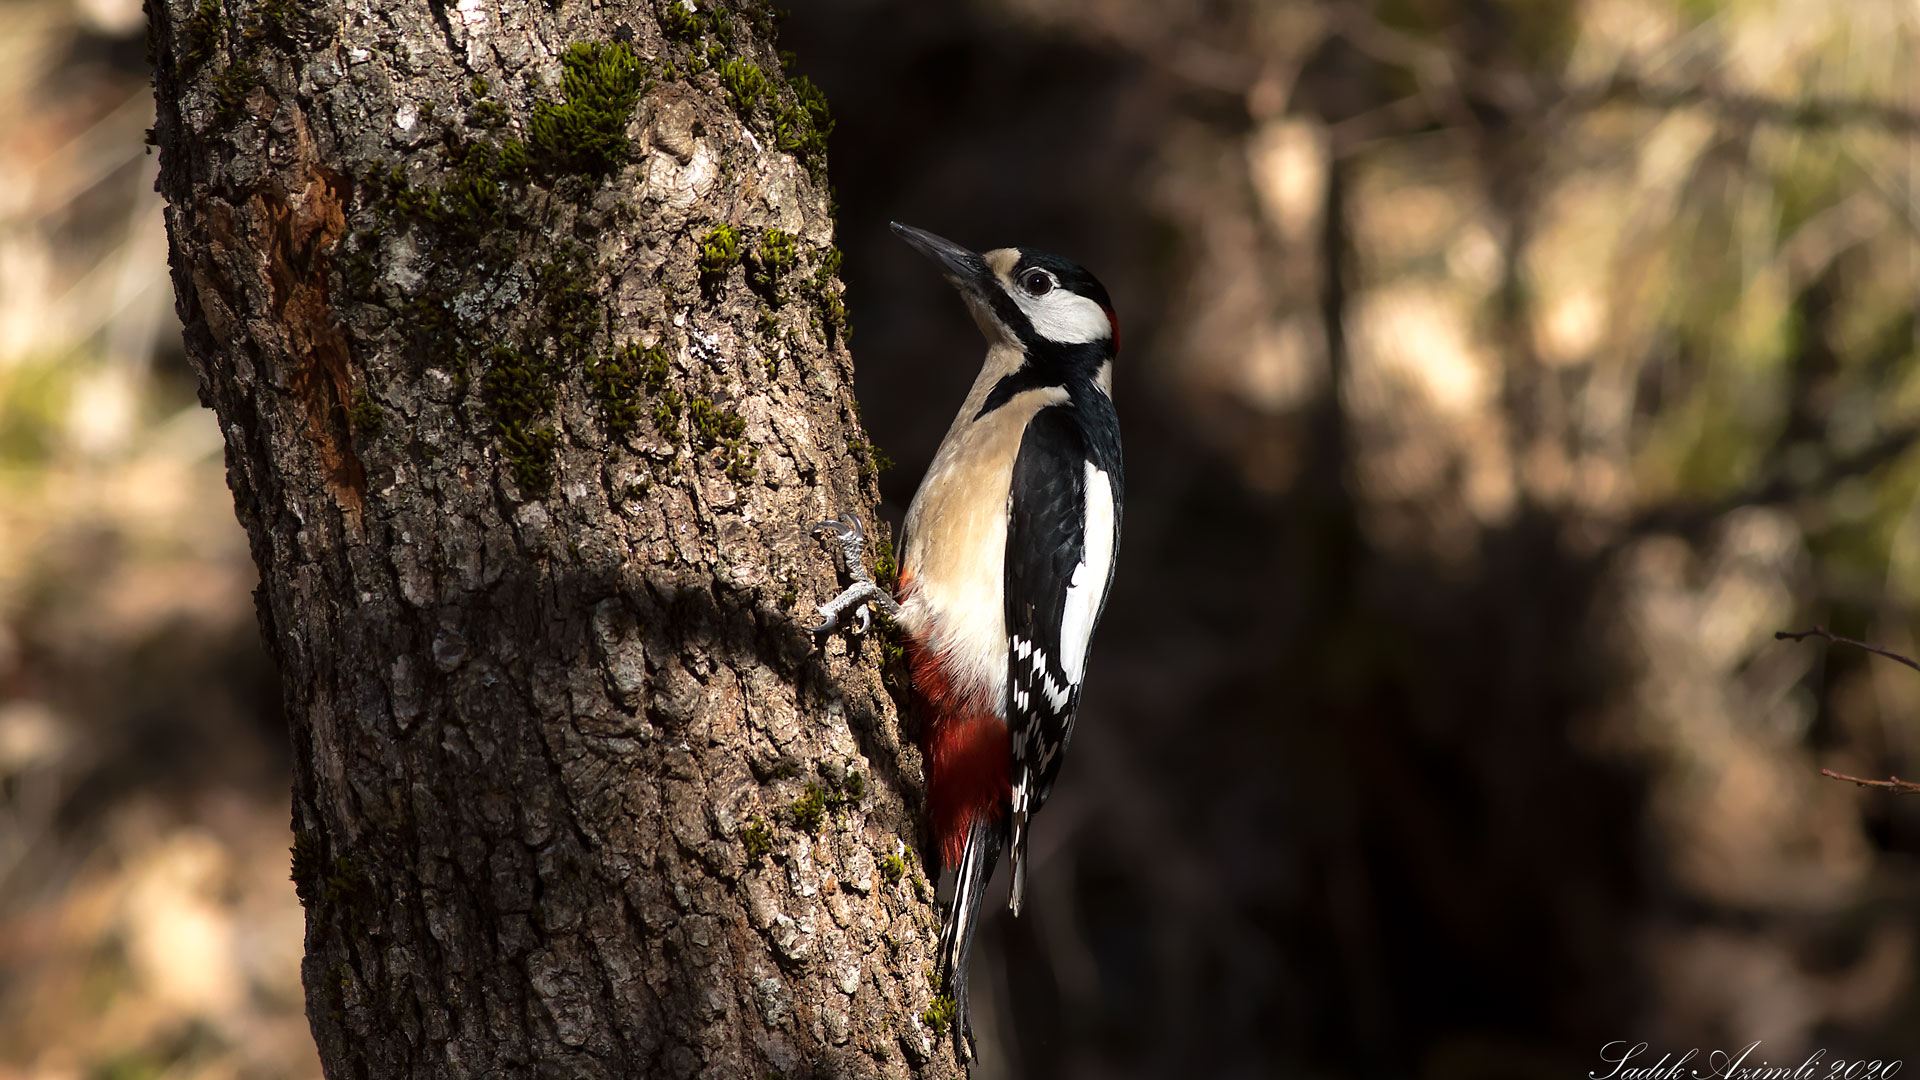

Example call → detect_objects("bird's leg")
809 512 901 634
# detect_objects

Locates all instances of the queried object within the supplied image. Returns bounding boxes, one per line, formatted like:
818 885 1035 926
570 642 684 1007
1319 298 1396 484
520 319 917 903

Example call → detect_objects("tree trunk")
148 0 959 1074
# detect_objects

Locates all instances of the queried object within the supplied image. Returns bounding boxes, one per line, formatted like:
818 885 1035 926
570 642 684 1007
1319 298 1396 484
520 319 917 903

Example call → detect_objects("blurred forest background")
4 0 1920 1076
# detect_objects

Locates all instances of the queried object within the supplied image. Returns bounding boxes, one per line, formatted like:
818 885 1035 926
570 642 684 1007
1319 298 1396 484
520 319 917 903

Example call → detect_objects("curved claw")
812 512 864 543
810 601 874 636
810 511 895 638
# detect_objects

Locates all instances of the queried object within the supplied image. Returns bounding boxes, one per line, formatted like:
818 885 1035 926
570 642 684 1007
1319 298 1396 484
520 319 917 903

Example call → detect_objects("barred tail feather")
1008 777 1030 917
937 818 1002 1061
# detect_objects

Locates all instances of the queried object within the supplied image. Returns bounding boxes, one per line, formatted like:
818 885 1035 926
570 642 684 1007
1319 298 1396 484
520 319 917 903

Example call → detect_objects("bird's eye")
1020 269 1054 296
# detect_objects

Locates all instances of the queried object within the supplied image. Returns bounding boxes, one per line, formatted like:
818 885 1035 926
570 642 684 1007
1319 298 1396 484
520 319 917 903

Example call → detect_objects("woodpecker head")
892 222 1119 359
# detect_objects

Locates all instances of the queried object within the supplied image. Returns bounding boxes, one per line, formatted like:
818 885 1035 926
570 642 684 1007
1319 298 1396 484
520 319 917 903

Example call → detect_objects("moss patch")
289 831 322 907
786 769 864 833
846 433 892 480
803 247 848 343
353 37 651 498
659 0 701 41
788 783 827 833
348 390 383 433
698 224 741 289
589 341 671 436
382 139 523 252
536 246 600 367
773 75 833 179
590 338 681 439
839 770 865 803
651 383 684 435
247 0 294 42
587 343 646 436
180 0 225 74
688 393 755 483
921 995 957 1037
210 61 257 120
748 228 797 304
323 855 369 905
688 395 745 446
467 97 510 129
654 3 832 181
718 57 769 117
341 21 827 502
529 41 646 176
480 344 558 493
739 817 774 860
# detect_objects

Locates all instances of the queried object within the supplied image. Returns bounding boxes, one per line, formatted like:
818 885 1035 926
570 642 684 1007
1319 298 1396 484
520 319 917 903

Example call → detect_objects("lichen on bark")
148 0 957 1074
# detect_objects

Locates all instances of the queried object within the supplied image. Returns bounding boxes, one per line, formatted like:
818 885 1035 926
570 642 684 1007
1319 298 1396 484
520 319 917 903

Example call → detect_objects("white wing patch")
1060 462 1116 684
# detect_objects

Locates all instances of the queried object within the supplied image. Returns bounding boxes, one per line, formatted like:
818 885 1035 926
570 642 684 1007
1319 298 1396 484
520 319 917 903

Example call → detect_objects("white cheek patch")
1059 463 1116 684
1007 287 1113 345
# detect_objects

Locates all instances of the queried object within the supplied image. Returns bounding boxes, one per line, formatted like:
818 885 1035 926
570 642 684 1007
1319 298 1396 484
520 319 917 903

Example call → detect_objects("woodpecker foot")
809 512 901 634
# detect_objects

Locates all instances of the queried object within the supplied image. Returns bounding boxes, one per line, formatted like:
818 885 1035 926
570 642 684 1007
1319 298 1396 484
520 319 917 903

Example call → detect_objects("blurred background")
0 0 317 1075
4 0 1919 1076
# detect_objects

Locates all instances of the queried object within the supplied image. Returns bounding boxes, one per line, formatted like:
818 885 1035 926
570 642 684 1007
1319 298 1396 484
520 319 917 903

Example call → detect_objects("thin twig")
1776 626 1920 676
1779 627 1920 794
1819 769 1920 795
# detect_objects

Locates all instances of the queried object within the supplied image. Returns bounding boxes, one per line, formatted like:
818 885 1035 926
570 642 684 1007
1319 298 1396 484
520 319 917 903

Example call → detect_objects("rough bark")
148 0 960 1075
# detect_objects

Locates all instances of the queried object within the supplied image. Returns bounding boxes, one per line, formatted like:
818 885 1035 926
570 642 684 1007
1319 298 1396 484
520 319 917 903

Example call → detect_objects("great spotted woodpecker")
812 222 1123 1058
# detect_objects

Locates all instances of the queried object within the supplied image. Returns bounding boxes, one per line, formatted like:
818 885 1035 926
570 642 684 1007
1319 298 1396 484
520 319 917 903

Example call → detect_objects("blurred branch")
1325 93 1443 154
1836 143 1920 240
1779 628 1920 795
1819 769 1920 795
1775 626 1920 676
1626 422 1920 539
1328 3 1920 141
1589 75 1920 136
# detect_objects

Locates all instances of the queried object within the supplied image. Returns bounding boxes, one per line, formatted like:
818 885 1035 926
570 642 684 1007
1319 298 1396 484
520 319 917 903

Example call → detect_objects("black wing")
1004 404 1118 913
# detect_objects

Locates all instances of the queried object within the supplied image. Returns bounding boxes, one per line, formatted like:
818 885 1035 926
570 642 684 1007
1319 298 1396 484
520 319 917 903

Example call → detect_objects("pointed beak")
891 222 992 295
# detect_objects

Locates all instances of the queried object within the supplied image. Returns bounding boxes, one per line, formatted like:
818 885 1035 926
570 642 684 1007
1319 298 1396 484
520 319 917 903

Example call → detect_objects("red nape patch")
904 632 1009 868
1103 305 1121 353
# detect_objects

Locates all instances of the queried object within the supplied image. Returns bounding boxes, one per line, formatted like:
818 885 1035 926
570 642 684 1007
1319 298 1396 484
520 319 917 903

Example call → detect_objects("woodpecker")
812 222 1123 1059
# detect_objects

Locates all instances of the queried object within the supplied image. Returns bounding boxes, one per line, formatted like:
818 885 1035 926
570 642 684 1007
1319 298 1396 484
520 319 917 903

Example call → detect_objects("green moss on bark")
773 75 833 179
749 228 797 304
480 345 559 493
589 341 675 436
333 25 821 501
698 224 741 290
529 41 646 176
180 0 225 74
